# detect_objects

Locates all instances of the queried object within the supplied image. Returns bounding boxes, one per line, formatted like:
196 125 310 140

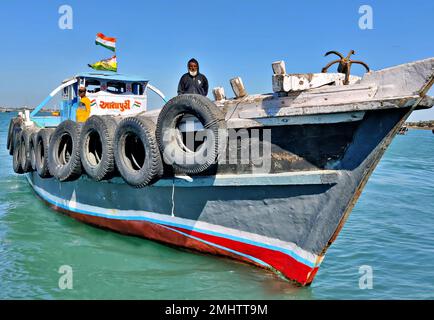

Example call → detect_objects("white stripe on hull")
27 174 321 268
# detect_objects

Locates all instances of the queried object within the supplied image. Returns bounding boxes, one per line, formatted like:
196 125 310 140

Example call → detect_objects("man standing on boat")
177 58 209 96
76 86 91 123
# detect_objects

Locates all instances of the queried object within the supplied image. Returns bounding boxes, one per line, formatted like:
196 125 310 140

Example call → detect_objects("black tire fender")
29 130 40 171
155 94 227 175
6 118 14 151
35 128 55 178
80 115 118 181
7 117 23 153
9 120 24 156
48 120 82 182
114 116 163 188
12 131 23 174
19 128 36 172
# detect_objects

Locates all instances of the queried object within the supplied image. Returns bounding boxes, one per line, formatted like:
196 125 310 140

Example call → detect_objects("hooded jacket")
177 59 209 96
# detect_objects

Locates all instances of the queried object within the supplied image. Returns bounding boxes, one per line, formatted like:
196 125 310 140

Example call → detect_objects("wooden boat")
7 56 434 285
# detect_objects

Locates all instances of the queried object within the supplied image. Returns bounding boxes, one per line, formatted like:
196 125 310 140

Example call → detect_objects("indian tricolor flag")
95 33 116 52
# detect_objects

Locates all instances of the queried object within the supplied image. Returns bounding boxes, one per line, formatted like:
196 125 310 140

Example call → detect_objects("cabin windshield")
63 85 77 100
86 79 101 93
79 77 148 96
106 81 127 94
132 82 144 95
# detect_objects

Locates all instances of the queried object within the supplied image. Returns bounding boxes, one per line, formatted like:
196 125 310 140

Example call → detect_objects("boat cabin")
30 72 163 128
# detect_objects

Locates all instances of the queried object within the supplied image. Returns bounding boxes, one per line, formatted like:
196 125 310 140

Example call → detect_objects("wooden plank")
272 73 361 93
233 95 417 120
150 170 340 187
227 111 365 129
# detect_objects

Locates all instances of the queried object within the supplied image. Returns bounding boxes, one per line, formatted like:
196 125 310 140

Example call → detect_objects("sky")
0 0 433 120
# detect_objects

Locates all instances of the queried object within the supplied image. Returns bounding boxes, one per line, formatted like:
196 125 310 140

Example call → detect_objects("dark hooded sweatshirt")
177 59 209 96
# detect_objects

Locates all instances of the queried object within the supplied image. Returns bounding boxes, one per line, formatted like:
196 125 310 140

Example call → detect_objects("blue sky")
0 0 433 120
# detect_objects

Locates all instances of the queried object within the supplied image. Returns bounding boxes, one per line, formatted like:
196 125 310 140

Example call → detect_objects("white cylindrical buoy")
272 60 286 75
212 87 226 101
24 109 33 126
230 77 247 98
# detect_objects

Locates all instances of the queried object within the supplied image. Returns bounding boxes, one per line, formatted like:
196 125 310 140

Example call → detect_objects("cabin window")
107 82 126 94
132 83 144 95
63 86 76 100
70 86 76 100
86 80 101 93
100 82 107 91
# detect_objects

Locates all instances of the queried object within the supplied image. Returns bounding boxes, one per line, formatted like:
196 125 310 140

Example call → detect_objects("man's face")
188 62 198 73
78 89 86 97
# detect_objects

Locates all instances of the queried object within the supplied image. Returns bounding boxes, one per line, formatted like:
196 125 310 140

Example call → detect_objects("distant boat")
398 126 409 135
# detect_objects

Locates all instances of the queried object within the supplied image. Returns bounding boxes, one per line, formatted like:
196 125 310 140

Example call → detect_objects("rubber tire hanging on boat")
6 118 14 151
12 132 24 174
7 117 23 154
155 94 227 175
19 128 35 173
80 115 118 181
35 128 55 178
29 130 40 171
114 116 163 188
48 120 83 182
9 119 24 156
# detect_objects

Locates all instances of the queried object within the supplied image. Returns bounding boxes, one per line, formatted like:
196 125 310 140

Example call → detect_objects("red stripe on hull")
168 225 318 285
49 203 318 286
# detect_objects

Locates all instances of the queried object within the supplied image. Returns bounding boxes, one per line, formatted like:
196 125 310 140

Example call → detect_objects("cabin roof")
72 71 148 82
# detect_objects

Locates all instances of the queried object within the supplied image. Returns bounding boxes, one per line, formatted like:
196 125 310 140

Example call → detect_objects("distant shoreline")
405 120 434 131
0 108 56 113
407 126 434 130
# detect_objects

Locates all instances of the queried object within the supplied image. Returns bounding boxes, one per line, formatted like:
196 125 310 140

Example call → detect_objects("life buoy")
80 115 119 181
48 120 82 182
35 128 54 178
155 94 227 175
114 116 163 188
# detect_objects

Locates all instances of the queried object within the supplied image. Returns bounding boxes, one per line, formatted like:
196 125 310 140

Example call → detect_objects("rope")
171 177 175 217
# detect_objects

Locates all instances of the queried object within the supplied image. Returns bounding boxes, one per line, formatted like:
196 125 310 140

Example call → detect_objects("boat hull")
25 105 411 286
28 173 322 285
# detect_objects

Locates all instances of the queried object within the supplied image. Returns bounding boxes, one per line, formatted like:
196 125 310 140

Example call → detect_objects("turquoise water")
0 112 433 299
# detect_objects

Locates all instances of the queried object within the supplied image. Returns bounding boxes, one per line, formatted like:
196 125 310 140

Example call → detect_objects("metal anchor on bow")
321 50 370 85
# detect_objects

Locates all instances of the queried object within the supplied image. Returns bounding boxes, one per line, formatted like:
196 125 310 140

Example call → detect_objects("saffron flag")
95 33 116 52
88 55 117 72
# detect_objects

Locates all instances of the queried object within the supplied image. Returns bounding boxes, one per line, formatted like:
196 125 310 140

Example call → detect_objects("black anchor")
321 50 370 85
